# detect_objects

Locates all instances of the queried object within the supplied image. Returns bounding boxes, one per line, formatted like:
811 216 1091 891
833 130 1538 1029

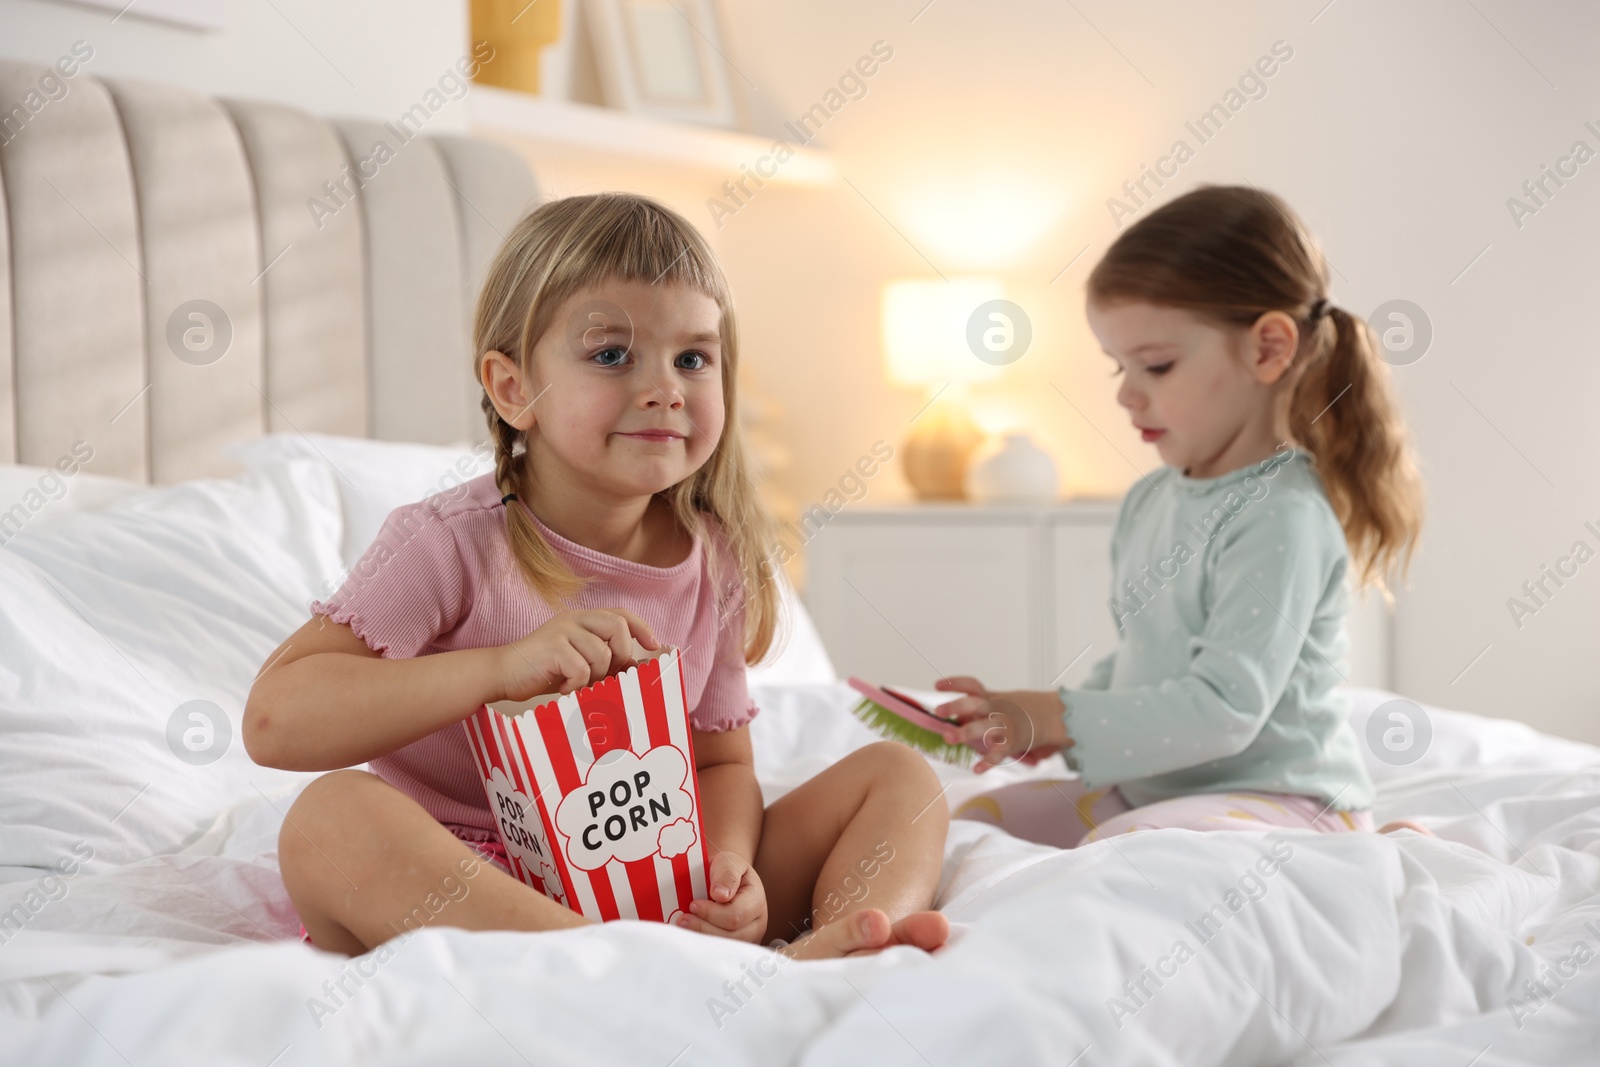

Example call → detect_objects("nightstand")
802 501 1392 692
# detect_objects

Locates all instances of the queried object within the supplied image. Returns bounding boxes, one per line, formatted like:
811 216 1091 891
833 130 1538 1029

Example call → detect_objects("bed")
3 439 1600 1065
3 61 1600 1067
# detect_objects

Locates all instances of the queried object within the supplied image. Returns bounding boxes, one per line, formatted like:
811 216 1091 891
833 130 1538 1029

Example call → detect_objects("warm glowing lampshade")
881 278 1005 390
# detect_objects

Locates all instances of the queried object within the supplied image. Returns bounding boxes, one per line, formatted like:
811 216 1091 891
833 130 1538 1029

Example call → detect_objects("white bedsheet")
3 681 1598 1067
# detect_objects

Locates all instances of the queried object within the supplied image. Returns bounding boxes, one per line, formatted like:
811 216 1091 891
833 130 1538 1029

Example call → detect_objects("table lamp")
882 277 1003 500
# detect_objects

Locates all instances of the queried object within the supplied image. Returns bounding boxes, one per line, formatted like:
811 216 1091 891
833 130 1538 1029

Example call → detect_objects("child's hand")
674 849 768 944
934 676 1073 773
497 608 662 702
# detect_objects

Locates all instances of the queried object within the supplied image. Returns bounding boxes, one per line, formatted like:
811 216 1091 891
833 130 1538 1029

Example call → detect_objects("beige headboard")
0 58 539 484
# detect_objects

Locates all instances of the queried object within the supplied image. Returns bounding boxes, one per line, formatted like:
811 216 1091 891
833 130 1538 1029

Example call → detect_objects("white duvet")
3 685 1598 1067
2 440 1599 1066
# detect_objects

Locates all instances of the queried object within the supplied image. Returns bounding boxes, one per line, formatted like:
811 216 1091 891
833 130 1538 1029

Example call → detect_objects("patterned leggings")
952 778 1373 848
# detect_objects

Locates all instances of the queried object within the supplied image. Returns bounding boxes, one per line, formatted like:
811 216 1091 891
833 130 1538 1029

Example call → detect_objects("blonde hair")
1087 184 1424 593
473 193 778 664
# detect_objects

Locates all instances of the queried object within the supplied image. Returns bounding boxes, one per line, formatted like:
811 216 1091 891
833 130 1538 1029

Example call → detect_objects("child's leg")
1083 791 1374 842
751 741 949 955
952 779 1133 847
280 769 587 955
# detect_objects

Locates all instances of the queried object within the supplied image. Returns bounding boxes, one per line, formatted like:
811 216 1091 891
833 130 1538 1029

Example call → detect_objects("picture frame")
584 0 737 128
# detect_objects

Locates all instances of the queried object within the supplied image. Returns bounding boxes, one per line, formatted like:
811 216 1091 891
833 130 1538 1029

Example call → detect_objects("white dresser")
802 502 1393 693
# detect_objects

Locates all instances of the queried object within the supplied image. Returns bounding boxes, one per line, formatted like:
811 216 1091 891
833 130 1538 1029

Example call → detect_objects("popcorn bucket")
462 647 709 924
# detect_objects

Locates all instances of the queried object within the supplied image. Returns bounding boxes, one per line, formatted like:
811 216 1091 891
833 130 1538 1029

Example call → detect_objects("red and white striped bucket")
462 647 709 924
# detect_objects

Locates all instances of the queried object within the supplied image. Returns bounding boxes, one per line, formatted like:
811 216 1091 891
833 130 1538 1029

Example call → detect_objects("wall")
0 0 471 129
707 0 1600 744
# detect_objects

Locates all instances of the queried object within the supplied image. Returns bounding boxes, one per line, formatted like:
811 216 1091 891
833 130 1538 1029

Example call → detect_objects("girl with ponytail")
938 184 1425 845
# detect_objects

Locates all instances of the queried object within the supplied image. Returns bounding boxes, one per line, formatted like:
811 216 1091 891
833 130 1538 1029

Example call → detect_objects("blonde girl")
941 184 1425 844
246 193 950 958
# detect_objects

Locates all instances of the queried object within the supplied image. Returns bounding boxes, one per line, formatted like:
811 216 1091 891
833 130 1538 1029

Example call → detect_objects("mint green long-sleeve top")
1058 446 1375 811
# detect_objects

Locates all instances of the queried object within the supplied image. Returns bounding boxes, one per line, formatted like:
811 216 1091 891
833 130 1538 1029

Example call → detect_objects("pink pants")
952 778 1373 848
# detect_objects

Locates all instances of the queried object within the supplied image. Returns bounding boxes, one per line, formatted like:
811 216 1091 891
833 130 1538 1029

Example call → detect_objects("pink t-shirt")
309 471 759 835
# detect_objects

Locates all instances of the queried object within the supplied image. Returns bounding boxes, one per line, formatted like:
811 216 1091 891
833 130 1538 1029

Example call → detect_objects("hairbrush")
846 677 973 766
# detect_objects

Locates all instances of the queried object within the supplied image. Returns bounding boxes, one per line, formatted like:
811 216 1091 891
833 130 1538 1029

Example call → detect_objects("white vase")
965 433 1059 504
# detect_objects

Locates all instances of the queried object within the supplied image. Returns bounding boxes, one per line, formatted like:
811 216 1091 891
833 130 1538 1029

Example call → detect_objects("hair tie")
501 492 517 506
1308 297 1332 322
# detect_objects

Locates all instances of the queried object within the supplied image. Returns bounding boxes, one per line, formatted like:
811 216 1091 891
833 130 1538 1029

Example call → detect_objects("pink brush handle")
846 677 964 743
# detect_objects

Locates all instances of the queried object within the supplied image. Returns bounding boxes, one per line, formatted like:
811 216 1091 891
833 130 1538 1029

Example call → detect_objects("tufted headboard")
0 57 539 484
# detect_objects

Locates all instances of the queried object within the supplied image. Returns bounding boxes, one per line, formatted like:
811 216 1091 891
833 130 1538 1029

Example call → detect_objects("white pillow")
222 433 496 576
226 433 838 684
1344 686 1600 783
0 458 146 543
747 568 837 685
0 460 346 881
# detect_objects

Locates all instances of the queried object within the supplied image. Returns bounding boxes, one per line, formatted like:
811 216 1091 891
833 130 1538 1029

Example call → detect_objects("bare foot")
780 909 891 960
1378 819 1436 836
776 909 950 960
871 911 950 954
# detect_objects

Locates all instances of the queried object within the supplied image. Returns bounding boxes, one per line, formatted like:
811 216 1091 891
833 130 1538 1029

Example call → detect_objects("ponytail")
1086 184 1424 595
1288 305 1423 594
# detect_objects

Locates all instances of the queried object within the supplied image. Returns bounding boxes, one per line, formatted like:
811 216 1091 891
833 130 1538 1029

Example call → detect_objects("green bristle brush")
847 677 974 766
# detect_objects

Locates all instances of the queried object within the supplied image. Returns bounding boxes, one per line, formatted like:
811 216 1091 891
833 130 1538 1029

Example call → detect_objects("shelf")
467 87 837 187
